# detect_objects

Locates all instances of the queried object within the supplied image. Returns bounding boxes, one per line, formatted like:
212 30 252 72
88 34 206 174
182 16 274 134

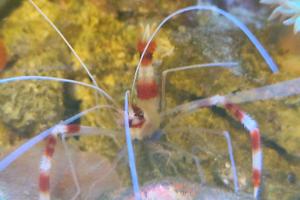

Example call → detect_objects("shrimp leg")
162 97 262 199
151 140 206 185
63 125 122 146
162 127 239 192
39 124 122 200
166 77 300 116
61 135 81 200
160 62 239 110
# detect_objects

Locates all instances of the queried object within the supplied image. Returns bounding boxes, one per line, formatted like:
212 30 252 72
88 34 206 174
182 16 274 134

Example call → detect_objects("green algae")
0 0 299 199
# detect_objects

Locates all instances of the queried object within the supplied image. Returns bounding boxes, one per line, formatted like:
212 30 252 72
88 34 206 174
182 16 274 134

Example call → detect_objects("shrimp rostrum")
1 0 296 200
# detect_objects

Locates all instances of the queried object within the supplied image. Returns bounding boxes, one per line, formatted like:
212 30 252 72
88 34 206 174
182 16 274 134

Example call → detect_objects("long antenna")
28 0 101 92
0 76 117 106
131 5 279 96
124 91 141 200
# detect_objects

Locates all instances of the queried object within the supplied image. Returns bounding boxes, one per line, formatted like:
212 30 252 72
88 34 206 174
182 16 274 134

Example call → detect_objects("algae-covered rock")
0 1 69 137
0 40 7 71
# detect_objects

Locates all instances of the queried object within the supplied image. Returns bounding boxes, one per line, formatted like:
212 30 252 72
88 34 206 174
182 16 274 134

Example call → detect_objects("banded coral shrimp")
0 0 298 200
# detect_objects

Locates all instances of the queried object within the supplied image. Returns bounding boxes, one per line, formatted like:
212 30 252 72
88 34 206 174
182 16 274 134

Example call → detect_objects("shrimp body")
0 3 278 199
129 36 160 140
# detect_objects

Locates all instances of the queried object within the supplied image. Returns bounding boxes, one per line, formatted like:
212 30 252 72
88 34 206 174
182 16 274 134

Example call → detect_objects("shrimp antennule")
28 0 99 90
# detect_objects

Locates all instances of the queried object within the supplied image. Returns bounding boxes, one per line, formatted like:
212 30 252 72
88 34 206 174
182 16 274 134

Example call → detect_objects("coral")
261 0 300 33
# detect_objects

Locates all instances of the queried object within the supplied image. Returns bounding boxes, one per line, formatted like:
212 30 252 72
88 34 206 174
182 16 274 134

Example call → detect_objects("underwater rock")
108 0 195 21
0 1 70 137
199 0 261 10
0 0 23 20
0 40 7 71
0 121 14 148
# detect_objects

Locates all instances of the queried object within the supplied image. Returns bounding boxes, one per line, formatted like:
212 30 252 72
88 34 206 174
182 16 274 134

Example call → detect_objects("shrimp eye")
132 104 144 120
135 111 144 119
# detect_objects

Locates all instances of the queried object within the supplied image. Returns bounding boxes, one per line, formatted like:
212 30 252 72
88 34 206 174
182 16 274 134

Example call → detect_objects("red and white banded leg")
223 102 262 198
38 124 121 200
39 124 79 200
163 95 262 199
39 135 57 200
210 96 262 199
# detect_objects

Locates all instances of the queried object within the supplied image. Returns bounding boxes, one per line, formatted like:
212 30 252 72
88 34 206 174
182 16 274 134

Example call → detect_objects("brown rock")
0 40 7 71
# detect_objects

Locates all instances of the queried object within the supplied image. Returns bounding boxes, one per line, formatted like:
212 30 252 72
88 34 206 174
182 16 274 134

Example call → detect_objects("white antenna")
0 75 117 105
131 5 278 95
28 0 102 94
